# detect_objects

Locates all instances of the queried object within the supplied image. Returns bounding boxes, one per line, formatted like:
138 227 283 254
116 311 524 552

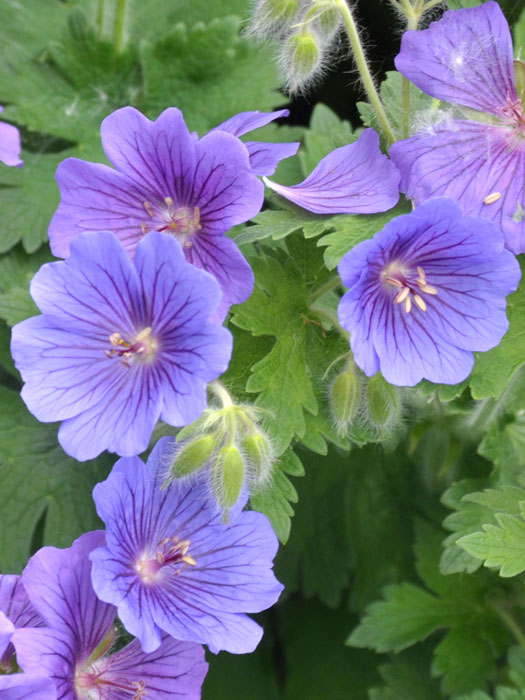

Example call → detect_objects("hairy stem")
208 381 233 409
96 0 106 37
489 599 525 650
334 0 396 145
310 303 349 340
309 277 342 305
113 0 129 54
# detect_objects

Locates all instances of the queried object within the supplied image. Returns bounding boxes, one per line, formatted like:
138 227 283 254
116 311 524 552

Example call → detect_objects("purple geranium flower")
263 128 400 213
212 108 300 176
337 198 520 386
13 531 208 700
90 436 284 655
48 106 285 320
11 231 232 461
0 674 56 699
0 575 42 668
390 2 525 253
0 107 23 167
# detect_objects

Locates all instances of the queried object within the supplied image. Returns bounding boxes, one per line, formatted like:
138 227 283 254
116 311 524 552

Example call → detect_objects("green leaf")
140 17 281 133
458 512 525 577
347 582 453 653
432 626 495 695
280 599 380 700
0 245 53 325
357 71 434 142
2 9 140 144
236 208 333 246
232 240 340 453
317 202 411 270
250 448 304 544
0 386 111 572
369 649 443 700
469 262 525 399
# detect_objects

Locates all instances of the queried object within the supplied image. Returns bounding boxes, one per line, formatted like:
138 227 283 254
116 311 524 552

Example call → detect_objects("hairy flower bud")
168 435 216 479
249 0 301 39
329 369 359 434
282 29 323 94
306 2 341 43
365 373 400 428
241 430 274 488
212 444 246 519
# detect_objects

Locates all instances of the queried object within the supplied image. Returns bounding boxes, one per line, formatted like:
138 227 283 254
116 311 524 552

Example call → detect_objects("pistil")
135 535 197 584
105 327 158 367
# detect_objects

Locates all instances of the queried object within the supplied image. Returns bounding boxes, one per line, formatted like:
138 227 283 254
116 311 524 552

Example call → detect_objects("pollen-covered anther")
394 287 410 304
143 201 155 218
484 191 502 205
413 294 427 311
404 296 412 313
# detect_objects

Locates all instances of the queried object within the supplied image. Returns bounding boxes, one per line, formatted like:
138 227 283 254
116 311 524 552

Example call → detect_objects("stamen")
164 196 174 207
143 201 155 218
483 192 502 205
135 327 152 342
385 276 403 288
416 266 426 282
141 222 148 235
394 287 410 304
404 296 412 313
413 294 427 311
419 283 438 295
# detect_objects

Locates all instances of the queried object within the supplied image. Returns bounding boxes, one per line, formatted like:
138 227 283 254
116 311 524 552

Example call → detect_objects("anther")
385 276 403 288
141 222 149 235
143 201 155 218
483 192 502 205
419 283 438 295
417 266 426 281
394 287 410 304
164 196 174 207
404 296 412 313
413 294 427 311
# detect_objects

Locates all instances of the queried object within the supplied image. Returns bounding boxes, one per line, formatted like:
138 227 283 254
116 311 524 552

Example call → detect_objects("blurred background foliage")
1 0 525 698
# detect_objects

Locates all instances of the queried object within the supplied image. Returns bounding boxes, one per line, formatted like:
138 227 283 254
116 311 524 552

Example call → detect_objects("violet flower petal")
395 1 516 116
264 129 400 214
390 119 525 254
0 674 56 700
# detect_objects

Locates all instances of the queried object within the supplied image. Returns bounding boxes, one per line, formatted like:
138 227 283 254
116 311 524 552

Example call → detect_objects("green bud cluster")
248 0 343 94
328 359 402 439
165 386 275 521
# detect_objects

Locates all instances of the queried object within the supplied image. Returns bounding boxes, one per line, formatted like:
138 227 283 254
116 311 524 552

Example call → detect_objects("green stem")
309 276 341 305
208 381 233 409
112 0 129 54
401 14 418 137
96 0 106 37
334 0 396 145
310 303 349 340
489 600 525 650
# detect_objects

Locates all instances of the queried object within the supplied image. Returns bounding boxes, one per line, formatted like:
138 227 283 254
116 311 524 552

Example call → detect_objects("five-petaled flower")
390 1 525 253
11 231 232 461
337 198 521 386
48 107 297 321
13 531 208 700
89 436 284 655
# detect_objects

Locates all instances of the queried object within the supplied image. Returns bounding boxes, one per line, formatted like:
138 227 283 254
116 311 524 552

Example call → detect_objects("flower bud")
249 0 301 39
169 435 215 479
306 3 341 43
365 373 400 428
212 444 245 519
242 430 274 487
282 29 323 93
329 369 359 434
